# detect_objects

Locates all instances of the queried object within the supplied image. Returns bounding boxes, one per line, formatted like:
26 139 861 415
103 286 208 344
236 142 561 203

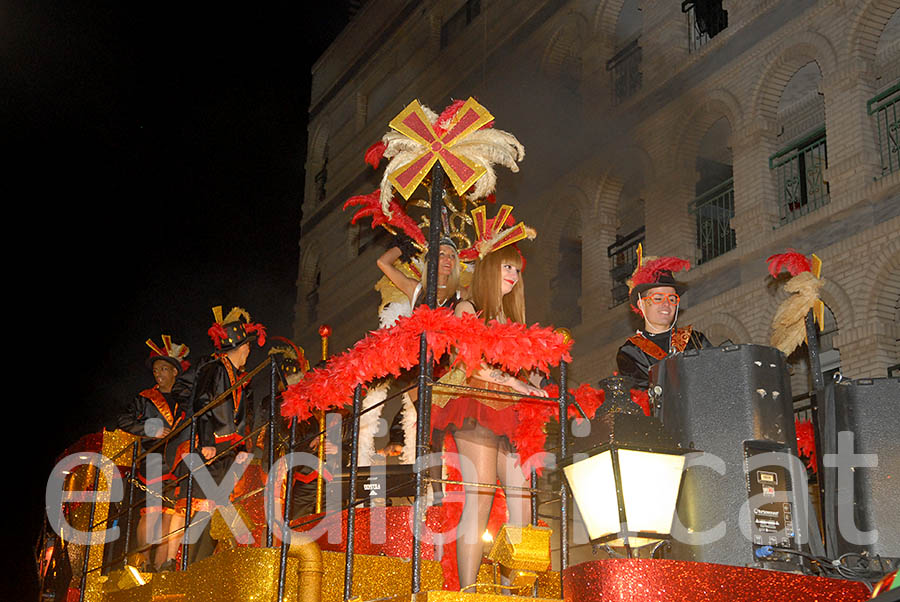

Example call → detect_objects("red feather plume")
364 140 387 169
795 418 817 473
766 249 812 278
245 322 267 347
207 323 228 349
631 256 691 288
343 190 426 245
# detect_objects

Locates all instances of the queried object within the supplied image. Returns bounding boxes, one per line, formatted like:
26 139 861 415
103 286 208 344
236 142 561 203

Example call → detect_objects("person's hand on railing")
308 438 338 455
152 425 172 439
511 378 549 398
201 446 216 460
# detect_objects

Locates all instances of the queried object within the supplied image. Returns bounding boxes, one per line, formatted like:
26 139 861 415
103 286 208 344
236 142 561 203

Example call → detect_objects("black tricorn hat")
208 306 267 351
628 270 688 308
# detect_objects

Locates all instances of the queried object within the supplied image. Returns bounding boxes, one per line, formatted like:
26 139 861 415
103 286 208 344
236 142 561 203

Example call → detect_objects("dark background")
7 2 349 598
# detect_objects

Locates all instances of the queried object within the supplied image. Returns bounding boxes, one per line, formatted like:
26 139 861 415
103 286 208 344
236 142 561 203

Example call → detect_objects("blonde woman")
432 242 547 589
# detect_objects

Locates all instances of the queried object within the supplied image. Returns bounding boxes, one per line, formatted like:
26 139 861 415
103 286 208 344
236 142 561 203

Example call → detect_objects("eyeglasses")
642 293 680 305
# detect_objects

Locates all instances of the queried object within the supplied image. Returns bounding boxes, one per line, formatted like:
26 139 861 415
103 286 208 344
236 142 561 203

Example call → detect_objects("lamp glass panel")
617 449 686 535
563 451 620 541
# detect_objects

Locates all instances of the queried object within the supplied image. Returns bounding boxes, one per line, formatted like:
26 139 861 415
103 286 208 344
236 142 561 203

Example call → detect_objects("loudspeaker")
650 344 805 568
824 377 900 559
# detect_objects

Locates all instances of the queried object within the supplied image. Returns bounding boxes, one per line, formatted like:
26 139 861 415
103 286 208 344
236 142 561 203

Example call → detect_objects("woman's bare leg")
496 442 531 587
452 426 500 590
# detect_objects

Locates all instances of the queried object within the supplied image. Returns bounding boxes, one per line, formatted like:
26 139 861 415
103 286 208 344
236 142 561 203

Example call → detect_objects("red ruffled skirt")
430 376 519 441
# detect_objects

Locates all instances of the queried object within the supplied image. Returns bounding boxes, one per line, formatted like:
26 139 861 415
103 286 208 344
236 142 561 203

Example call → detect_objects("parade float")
37 98 897 602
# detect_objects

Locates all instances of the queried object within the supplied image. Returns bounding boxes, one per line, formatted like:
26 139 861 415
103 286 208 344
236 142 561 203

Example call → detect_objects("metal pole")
122 440 139 566
179 368 202 572
412 160 444 593
180 415 198 571
277 419 299 602
266 357 277 548
804 310 827 538
558 360 569 598
78 459 102 602
344 384 364 602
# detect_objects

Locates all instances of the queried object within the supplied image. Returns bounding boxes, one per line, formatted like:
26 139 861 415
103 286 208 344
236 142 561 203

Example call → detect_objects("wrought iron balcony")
606 38 642 106
769 126 829 226
607 226 645 307
867 80 900 177
689 178 736 264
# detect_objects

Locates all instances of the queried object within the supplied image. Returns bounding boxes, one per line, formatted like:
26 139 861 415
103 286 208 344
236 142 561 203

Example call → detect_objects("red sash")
628 326 694 359
139 386 178 427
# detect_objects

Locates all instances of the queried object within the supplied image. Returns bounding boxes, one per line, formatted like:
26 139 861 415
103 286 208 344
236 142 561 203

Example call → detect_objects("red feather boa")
767 249 812 278
281 307 572 465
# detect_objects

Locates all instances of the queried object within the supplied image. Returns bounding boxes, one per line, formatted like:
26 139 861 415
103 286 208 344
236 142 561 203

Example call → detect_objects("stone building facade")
295 0 900 392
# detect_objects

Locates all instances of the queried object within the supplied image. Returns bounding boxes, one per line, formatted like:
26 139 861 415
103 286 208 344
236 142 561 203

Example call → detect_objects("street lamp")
560 375 690 556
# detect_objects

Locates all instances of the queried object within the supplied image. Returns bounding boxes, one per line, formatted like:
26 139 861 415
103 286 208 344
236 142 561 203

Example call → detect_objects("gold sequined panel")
97 548 445 602
321 550 444 602
100 548 297 602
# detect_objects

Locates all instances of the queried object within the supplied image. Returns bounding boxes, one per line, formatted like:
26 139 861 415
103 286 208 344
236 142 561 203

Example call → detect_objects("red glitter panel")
294 507 437 560
563 559 870 602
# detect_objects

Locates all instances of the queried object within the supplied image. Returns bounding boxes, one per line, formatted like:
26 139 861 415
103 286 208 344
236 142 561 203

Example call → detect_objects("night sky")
8 2 349 597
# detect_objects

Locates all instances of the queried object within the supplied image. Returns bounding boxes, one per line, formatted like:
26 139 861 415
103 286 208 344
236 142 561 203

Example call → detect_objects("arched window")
690 117 735 263
550 212 583 326
607 0 643 105
769 62 828 224
870 9 900 176
608 168 647 307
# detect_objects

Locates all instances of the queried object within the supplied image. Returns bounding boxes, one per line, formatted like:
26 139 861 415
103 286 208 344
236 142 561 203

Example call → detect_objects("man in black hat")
117 336 190 572
172 306 266 562
616 252 710 390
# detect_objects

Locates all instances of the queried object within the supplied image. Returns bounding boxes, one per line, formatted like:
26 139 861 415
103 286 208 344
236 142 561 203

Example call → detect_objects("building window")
606 39 642 106
440 0 481 49
306 268 321 325
689 178 735 264
769 127 829 225
867 80 900 177
315 147 329 206
608 226 645 308
682 0 728 53
550 231 583 327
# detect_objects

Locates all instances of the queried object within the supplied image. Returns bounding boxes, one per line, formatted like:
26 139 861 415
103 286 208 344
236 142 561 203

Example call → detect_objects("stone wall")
296 0 900 388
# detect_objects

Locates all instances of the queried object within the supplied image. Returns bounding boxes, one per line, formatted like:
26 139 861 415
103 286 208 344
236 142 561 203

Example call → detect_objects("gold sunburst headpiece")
344 97 525 254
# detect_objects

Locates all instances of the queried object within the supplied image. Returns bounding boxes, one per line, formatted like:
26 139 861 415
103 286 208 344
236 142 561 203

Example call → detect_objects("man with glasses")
616 250 710 389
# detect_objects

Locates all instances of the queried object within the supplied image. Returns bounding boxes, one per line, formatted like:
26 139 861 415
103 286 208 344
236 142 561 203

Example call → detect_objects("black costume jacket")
173 354 259 480
616 325 711 389
117 386 187 478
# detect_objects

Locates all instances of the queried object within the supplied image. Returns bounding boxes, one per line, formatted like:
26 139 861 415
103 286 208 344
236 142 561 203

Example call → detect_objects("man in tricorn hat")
117 335 190 572
616 247 710 389
172 306 266 562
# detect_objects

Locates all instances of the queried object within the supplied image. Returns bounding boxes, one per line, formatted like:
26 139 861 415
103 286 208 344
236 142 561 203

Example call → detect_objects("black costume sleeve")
117 395 149 436
615 343 651 390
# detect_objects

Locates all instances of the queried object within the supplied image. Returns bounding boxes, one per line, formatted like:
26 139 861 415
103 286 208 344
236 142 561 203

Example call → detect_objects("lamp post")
560 375 691 557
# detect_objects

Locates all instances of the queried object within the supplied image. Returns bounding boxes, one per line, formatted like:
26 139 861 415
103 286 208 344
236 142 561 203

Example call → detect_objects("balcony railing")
769 126 829 225
689 178 736 264
607 225 645 307
867 80 900 177
606 38 642 106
